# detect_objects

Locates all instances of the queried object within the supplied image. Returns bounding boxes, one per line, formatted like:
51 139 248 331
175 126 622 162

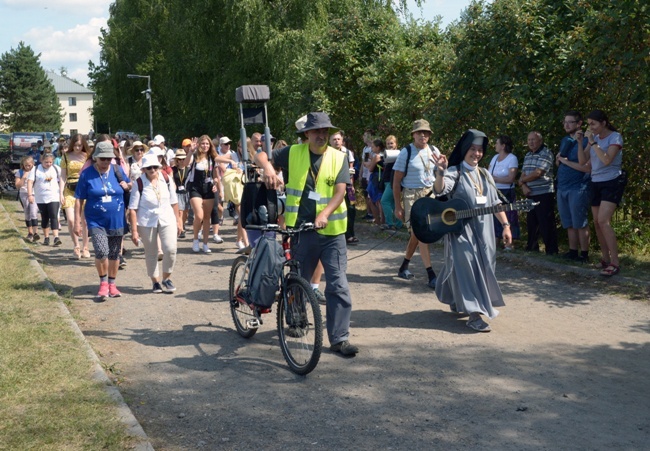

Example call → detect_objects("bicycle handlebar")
245 222 318 235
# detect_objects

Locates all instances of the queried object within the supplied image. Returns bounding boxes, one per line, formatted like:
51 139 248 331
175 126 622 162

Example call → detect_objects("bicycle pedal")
246 318 261 329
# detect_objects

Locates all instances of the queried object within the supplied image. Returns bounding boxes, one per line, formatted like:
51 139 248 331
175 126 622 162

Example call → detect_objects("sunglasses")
134 148 144 152
144 166 159 171
97 157 112 162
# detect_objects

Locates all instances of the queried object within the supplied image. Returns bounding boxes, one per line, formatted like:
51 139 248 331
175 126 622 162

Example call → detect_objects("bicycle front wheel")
277 275 323 375
229 255 257 338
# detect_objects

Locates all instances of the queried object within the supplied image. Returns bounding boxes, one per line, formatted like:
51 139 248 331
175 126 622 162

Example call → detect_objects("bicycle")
228 222 323 375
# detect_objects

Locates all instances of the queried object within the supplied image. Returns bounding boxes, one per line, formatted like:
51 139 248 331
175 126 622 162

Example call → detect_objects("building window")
69 113 77 122
70 129 78 136
68 97 76 106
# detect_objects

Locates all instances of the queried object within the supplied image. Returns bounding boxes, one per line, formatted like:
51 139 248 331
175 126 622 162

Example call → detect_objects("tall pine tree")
0 42 62 132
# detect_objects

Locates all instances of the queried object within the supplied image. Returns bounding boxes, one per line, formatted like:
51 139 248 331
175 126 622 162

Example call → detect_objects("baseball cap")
182 138 192 147
219 136 232 145
153 134 165 145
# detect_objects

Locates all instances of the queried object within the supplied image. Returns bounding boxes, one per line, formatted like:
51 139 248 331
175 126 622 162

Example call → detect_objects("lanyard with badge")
177 167 186 192
99 169 112 203
150 177 162 215
308 150 330 202
467 169 487 205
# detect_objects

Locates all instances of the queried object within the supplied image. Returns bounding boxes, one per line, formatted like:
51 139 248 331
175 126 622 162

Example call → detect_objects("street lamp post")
127 74 153 139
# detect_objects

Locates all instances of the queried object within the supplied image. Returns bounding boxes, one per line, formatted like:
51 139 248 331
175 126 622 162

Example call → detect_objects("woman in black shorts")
187 135 233 253
577 110 625 276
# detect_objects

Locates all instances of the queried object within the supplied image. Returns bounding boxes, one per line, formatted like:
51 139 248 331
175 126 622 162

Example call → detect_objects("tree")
0 42 62 132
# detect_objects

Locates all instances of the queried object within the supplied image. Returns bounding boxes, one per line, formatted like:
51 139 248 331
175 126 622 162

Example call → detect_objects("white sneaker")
198 230 203 240
236 240 245 250
213 234 224 244
192 240 200 253
202 244 211 253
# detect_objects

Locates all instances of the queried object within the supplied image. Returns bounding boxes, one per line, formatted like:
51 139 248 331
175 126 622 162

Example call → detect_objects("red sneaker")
108 284 122 298
97 281 109 300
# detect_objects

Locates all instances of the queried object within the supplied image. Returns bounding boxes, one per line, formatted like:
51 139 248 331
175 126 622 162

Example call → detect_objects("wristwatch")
502 222 511 227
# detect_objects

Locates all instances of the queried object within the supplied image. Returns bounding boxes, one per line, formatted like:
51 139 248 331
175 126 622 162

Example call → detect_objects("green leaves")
0 42 62 132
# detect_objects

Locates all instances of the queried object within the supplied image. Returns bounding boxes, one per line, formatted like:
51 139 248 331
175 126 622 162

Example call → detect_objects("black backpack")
240 181 280 227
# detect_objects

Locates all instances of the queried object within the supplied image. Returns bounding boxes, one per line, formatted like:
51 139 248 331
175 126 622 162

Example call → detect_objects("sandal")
82 248 91 259
600 264 620 277
346 237 359 244
73 246 81 260
593 259 610 270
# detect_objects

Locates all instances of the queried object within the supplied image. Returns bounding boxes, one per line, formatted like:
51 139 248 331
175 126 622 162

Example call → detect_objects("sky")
0 0 478 87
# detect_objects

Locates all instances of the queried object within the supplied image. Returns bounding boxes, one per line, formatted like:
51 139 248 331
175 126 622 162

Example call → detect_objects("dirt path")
9 202 650 450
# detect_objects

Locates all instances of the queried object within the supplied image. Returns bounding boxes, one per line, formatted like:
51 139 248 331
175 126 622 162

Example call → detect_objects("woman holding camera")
577 110 625 276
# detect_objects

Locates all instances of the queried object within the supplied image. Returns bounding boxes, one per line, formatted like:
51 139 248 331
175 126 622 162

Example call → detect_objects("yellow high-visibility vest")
285 143 347 235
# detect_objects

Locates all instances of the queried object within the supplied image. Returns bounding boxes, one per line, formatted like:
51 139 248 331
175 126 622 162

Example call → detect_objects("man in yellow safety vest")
255 112 359 357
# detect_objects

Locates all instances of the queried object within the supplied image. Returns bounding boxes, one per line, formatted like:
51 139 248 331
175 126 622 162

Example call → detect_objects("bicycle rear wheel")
229 255 257 338
277 275 323 375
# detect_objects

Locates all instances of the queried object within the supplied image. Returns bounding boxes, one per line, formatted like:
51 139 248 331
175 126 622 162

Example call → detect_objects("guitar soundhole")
441 209 457 225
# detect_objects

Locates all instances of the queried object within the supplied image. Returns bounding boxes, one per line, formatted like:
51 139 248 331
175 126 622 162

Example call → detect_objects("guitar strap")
480 167 510 204
429 165 461 200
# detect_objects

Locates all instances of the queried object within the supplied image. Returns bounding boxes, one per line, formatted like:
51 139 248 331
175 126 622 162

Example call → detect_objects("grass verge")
0 201 135 449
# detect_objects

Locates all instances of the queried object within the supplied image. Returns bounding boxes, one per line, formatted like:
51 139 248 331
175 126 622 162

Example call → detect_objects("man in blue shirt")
555 110 591 262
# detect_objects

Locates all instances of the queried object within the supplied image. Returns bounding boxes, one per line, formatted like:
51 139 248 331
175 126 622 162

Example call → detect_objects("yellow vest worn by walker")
285 143 347 236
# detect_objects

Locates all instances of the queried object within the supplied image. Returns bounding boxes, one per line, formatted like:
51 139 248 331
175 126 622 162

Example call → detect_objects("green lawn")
0 201 135 450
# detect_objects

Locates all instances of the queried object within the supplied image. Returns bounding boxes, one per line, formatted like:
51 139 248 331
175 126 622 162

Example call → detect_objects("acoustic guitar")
410 197 538 244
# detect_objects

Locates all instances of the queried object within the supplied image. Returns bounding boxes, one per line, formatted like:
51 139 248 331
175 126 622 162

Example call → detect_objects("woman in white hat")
129 154 182 293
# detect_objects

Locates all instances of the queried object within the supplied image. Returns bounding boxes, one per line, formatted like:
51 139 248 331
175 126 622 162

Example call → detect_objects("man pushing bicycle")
255 112 359 357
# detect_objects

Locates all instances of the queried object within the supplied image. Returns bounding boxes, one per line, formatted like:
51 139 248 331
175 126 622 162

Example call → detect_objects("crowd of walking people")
15 108 625 343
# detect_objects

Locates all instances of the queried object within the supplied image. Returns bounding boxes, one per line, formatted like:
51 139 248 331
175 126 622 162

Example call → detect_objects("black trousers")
37 202 60 230
345 193 356 240
526 192 558 254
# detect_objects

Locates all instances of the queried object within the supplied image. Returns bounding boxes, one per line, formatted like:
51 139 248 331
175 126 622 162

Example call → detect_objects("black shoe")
152 282 163 293
25 234 34 243
562 250 579 260
161 279 176 292
32 233 40 242
285 326 307 338
53 237 62 246
118 255 127 269
330 340 359 356
179 231 186 239
43 237 50 246
313 288 326 305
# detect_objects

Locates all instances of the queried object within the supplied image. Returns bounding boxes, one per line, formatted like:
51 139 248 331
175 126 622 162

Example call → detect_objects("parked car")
9 132 46 165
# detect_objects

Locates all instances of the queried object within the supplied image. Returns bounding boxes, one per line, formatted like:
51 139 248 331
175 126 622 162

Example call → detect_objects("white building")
46 71 94 136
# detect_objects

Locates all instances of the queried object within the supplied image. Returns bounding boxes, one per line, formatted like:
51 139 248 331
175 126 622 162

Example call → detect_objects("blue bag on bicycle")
247 235 285 308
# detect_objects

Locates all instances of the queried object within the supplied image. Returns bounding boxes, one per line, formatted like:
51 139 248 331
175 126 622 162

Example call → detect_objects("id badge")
101 195 112 203
177 186 186 193
308 191 321 201
204 177 212 184
476 195 487 205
